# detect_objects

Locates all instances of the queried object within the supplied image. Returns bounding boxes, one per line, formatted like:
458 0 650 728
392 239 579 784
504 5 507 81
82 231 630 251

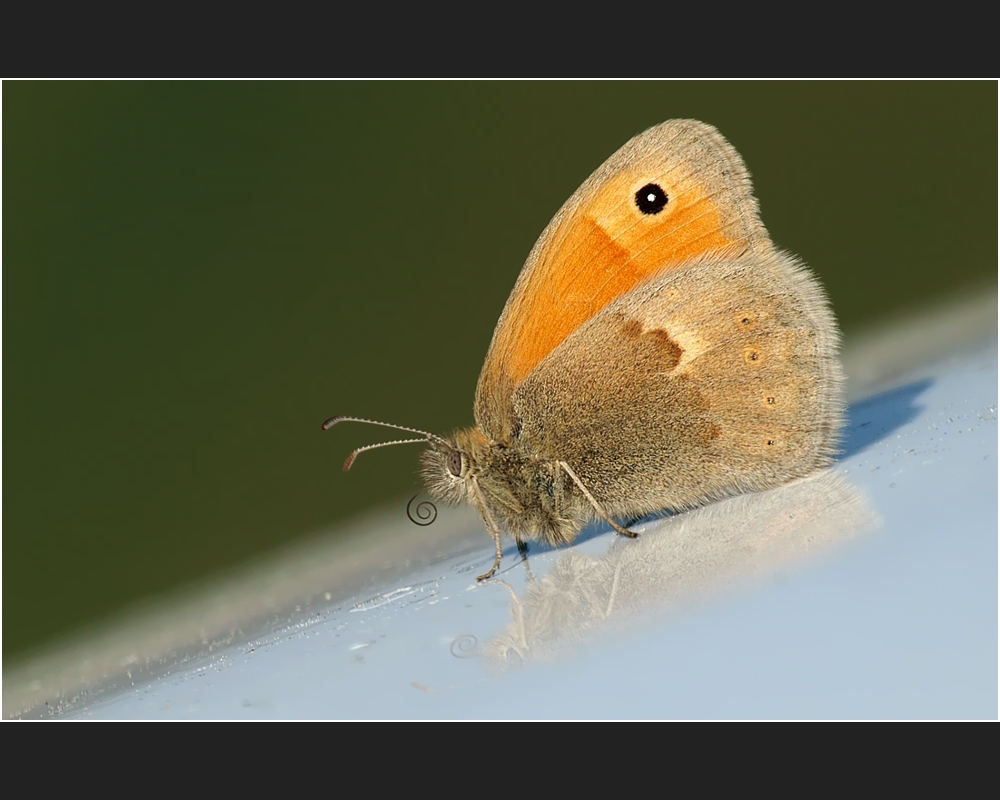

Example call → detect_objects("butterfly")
325 119 843 580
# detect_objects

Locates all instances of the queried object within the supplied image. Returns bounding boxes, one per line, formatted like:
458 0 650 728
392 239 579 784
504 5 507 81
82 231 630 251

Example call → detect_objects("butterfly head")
420 426 497 508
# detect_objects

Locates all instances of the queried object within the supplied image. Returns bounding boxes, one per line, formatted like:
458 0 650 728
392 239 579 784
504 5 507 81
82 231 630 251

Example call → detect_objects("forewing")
475 120 771 443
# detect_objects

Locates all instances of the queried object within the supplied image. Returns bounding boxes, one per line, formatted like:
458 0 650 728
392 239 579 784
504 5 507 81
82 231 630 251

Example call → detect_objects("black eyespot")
447 450 463 477
635 183 668 215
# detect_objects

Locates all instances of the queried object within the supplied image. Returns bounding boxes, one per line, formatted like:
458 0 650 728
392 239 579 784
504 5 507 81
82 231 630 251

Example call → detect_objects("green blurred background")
4 81 996 662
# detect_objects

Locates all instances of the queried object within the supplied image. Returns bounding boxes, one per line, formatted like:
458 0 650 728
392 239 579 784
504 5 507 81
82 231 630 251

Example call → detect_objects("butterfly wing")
475 120 772 443
510 249 843 518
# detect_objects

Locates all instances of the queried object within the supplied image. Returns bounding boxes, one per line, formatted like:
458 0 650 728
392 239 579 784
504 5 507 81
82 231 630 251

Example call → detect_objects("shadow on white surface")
841 379 933 459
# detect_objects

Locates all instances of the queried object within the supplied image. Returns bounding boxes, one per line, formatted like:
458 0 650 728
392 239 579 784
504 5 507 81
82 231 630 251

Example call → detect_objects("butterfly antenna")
342 438 428 471
321 415 444 442
323 415 447 471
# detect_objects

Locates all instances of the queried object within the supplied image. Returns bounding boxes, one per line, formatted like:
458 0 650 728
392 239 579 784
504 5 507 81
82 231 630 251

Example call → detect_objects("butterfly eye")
447 450 464 478
635 183 668 215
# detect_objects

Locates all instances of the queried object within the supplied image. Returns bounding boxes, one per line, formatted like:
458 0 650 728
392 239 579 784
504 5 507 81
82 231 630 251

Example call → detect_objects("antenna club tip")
343 454 357 471
321 416 343 431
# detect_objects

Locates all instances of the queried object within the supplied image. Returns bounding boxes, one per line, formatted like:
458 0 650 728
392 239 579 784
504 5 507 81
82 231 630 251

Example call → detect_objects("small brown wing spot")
743 345 764 365
736 311 758 331
766 396 776 405
763 434 787 453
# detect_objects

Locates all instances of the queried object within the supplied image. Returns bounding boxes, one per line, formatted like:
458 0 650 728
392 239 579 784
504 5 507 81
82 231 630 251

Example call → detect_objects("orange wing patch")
501 177 735 386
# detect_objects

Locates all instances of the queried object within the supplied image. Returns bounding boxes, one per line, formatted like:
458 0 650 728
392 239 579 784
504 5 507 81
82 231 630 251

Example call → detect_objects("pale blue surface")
68 339 998 719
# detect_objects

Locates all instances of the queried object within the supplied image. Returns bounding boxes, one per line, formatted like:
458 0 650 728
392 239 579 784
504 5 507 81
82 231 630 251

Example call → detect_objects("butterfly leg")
514 537 536 582
557 461 639 539
478 526 503 581
477 536 503 581
471 476 504 581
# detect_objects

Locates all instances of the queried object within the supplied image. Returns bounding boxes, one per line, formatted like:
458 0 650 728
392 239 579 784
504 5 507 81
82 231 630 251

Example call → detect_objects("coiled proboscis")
406 492 437 526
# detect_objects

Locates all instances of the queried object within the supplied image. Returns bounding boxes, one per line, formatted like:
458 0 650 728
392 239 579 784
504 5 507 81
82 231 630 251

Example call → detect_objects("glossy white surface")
46 335 995 719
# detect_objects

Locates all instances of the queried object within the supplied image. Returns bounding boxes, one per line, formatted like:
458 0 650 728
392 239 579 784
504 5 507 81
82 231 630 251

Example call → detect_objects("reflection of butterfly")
326 119 843 580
